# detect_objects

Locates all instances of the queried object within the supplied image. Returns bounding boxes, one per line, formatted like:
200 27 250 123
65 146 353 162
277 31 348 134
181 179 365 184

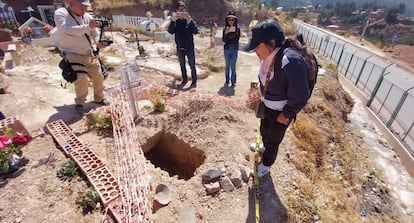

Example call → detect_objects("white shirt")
258 47 288 111
53 7 99 55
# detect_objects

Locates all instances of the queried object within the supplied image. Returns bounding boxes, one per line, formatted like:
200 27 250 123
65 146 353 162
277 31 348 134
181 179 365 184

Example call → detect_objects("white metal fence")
112 15 163 29
293 19 414 157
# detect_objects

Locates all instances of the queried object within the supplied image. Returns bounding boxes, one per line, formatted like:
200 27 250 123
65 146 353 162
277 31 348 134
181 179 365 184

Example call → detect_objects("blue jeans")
177 48 197 84
224 48 238 85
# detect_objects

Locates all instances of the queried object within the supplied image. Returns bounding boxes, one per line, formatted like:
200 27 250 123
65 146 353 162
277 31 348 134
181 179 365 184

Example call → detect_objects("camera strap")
261 51 279 101
65 7 108 80
65 7 97 55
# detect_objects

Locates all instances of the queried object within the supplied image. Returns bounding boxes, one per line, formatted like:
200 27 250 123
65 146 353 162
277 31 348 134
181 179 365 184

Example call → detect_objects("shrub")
76 189 101 214
57 159 79 181
84 106 112 132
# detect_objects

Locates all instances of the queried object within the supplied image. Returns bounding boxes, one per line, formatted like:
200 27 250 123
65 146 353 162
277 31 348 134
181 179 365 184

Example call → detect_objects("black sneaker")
95 99 110 106
190 82 197 88
177 80 188 89
75 104 84 113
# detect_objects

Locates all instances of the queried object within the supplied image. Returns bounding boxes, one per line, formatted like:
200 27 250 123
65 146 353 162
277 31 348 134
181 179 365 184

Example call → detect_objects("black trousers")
177 48 197 84
260 106 290 167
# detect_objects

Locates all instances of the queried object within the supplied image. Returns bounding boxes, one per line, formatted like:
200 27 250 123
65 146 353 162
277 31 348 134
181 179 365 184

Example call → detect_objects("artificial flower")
12 133 32 146
0 135 12 150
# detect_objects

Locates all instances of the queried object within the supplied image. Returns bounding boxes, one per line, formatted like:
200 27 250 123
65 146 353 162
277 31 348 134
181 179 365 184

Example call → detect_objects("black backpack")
282 35 319 95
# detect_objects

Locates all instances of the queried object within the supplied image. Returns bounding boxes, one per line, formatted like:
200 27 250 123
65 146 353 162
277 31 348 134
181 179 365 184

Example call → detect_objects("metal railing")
294 19 414 157
112 15 164 29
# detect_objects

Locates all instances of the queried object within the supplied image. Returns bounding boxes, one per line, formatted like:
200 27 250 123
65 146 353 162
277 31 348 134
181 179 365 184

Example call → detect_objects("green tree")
334 2 356 17
385 6 400 24
398 3 406 14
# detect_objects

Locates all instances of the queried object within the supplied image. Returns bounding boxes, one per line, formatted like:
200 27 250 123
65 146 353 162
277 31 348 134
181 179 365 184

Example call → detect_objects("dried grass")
291 114 325 172
95 0 171 10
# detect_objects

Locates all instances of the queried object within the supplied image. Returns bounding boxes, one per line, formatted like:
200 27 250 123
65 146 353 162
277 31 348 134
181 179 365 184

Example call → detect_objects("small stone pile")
202 165 252 194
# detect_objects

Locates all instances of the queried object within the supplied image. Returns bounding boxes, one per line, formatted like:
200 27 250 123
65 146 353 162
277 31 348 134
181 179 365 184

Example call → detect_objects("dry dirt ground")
1 31 414 223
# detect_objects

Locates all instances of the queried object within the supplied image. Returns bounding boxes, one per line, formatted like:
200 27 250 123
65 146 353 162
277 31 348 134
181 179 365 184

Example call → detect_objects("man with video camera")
53 0 109 114
168 1 198 89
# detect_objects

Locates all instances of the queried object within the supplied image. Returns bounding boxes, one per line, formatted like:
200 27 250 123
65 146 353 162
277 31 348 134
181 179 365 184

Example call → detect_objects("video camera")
96 18 111 28
96 18 114 47
99 39 114 46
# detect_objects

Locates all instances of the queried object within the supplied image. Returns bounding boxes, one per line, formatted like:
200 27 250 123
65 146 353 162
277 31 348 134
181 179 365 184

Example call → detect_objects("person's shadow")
217 85 235 96
246 174 288 223
45 103 102 128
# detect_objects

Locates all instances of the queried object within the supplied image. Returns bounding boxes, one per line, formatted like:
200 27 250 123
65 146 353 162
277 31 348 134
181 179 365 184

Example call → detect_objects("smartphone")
178 12 189 19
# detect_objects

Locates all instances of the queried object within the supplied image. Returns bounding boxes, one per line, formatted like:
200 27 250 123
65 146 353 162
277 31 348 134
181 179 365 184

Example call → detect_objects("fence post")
386 86 414 128
355 55 372 85
318 37 323 53
344 50 358 77
329 40 337 60
403 122 414 146
366 63 393 107
336 45 346 68
309 31 313 44
324 39 330 55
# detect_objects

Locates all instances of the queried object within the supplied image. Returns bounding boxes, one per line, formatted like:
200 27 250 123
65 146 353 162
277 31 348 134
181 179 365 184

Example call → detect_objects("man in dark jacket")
168 1 199 88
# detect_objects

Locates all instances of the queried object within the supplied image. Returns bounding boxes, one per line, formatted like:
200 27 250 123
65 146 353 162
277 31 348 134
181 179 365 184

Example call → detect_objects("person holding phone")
222 11 240 87
168 1 199 89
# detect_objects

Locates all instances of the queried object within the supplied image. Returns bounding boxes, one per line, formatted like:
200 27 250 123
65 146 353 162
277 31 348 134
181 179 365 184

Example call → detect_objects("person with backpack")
222 11 240 87
244 19 312 177
53 0 110 114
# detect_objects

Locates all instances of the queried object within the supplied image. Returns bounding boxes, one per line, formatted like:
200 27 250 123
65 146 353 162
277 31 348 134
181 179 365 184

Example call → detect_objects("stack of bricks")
47 62 152 222
46 120 120 207
0 115 30 135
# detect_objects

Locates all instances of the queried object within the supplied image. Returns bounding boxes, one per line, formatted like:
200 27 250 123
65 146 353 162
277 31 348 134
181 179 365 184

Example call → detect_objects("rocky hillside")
94 0 273 26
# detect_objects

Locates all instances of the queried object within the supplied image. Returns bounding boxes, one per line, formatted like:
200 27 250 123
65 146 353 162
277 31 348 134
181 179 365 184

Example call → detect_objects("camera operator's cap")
76 0 91 6
243 19 285 52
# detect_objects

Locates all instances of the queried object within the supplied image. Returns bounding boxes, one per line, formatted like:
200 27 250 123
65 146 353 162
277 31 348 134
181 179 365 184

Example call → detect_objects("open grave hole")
143 132 206 180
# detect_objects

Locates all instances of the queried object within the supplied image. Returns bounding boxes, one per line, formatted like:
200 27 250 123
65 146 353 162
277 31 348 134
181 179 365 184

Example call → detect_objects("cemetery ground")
0 32 414 223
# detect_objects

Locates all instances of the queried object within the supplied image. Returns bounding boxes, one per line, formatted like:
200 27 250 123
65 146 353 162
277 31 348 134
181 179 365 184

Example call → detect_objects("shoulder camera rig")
96 18 114 47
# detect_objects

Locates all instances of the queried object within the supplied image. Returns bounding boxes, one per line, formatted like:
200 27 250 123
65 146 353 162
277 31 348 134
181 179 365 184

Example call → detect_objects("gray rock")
202 168 222 183
228 166 243 188
204 181 220 195
238 164 252 182
219 175 235 192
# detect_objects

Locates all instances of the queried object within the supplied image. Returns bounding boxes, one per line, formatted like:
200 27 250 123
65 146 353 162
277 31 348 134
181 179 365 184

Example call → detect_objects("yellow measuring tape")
254 118 261 223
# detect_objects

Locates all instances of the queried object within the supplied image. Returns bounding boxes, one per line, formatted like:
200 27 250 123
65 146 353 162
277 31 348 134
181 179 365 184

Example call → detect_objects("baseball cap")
243 19 285 52
76 0 91 6
177 1 186 8
226 11 237 20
